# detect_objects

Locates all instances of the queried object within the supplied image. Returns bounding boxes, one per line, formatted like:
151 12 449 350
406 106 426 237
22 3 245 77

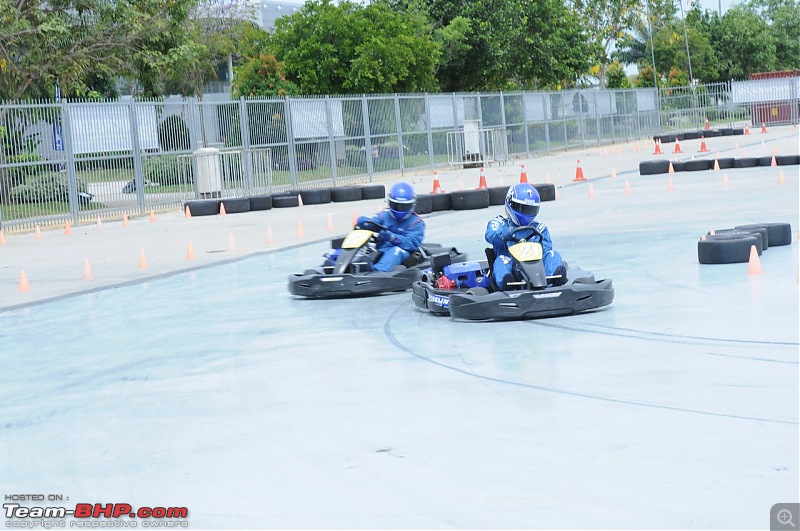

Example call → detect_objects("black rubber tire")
361 184 386 200
659 135 676 144
272 194 300 208
698 233 761 264
248 194 273 211
451 189 490 210
431 193 452 211
705 130 721 137
184 200 219 217
733 158 758 168
757 156 775 167
488 186 509 205
710 229 765 252
735 222 793 247
294 188 331 205
684 131 702 140
219 197 250 214
331 186 363 202
716 158 735 169
685 159 713 171
640 160 671 175
415 194 433 214
720 128 734 136
732 128 744 135
670 161 686 172
776 155 800 166
534 183 556 202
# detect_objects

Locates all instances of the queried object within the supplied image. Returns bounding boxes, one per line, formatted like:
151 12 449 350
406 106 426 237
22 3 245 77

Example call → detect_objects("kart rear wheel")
465 287 489 296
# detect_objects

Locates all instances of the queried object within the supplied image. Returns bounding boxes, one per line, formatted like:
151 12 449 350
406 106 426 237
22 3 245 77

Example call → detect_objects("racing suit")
485 215 563 288
356 210 425 272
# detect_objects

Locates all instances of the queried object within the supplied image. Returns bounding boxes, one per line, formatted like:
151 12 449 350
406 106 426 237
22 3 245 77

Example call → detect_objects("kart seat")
485 248 499 292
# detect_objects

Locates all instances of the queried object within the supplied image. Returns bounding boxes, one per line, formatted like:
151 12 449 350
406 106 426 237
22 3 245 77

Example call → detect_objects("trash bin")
195 147 222 198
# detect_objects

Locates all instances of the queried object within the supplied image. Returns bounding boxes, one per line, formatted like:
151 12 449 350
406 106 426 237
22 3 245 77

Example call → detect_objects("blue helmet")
387 181 416 221
505 183 540 226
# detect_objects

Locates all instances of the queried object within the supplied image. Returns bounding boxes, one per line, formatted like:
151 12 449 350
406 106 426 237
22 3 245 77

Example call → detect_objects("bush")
11 172 90 204
157 115 191 152
143 155 193 186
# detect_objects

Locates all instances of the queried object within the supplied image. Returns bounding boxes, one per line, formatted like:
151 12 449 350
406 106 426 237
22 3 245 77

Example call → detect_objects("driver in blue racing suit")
485 183 566 289
355 181 425 272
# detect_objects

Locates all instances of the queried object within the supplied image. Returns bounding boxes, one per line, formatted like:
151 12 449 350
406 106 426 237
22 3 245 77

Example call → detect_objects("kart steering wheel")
510 224 544 243
355 220 387 233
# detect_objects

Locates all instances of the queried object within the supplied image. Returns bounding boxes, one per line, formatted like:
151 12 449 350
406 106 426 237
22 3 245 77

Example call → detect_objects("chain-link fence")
1 77 797 232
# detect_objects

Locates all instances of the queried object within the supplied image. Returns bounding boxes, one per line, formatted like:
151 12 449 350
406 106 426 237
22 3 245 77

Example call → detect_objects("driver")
355 181 425 272
485 182 566 289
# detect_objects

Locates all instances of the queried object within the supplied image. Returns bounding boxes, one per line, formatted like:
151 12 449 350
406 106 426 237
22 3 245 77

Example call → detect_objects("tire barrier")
360 184 386 200
249 195 273 211
431 193 452 212
184 200 219 217
219 197 250 214
451 189 490 210
639 153 798 175
331 186 363 202
272 193 300 208
698 222 792 264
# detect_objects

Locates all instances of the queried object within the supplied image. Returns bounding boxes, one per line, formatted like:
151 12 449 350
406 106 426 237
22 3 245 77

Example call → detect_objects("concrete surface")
0 126 798 529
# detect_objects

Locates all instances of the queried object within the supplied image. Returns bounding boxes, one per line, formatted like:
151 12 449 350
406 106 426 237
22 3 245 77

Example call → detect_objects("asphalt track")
0 127 798 529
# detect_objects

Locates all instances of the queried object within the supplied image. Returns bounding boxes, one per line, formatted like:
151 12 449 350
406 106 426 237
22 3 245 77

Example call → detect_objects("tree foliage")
232 54 299 98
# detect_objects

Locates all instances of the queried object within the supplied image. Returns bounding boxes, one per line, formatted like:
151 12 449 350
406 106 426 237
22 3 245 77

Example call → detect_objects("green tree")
270 0 440 95
703 5 777 80
232 54 299 98
606 61 631 88
649 19 718 83
746 0 800 71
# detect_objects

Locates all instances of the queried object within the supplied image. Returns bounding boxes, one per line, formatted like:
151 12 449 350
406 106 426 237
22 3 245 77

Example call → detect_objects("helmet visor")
389 200 414 213
511 199 539 218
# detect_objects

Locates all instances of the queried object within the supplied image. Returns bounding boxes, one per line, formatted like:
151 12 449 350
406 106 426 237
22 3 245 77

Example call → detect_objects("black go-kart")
412 225 614 320
288 222 468 299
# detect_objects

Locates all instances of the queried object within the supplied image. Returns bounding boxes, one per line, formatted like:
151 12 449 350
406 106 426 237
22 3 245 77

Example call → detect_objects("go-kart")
412 225 614 320
288 222 468 298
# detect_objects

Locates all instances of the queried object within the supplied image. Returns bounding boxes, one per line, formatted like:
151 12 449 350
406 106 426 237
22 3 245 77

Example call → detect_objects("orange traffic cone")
704 117 710 131
18 269 30 292
82 259 94 281
587 183 595 198
668 162 675 174
623 180 631 194
673 138 683 154
573 160 586 182
653 139 663 155
138 249 149 270
352 210 359 227
744 124 750 135
0 230 6 246
297 194 304 207
770 155 777 167
219 203 227 216
431 172 443 194
185 205 192 218
122 214 129 227
477 168 488 189
35 225 42 240
64 221 72 235
149 210 156 223
761 123 767 134
519 164 529 183
667 176 675 192
778 170 786 185
297 220 305 238
713 158 720 171
227 233 236 252
723 173 730 189
326 213 334 232
266 226 274 245
698 137 709 153
610 168 618 179
747 245 762 274
186 241 197 260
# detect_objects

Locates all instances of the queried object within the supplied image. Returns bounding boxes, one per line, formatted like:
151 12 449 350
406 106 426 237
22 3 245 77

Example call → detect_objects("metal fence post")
424 93 435 170
593 90 601 146
285 97 298 188
325 96 338 186
238 98 254 195
521 91 530 157
362 95 374 179
543 93 551 154
393 95 405 176
60 100 80 223
127 99 145 213
609 91 616 143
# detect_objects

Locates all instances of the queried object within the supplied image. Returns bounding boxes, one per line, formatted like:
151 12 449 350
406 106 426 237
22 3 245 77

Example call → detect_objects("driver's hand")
378 230 395 243
356 217 377 231
501 226 515 240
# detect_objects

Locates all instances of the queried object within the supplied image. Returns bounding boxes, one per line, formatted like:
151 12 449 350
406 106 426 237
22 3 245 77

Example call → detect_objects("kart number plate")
342 229 373 249
509 241 543 262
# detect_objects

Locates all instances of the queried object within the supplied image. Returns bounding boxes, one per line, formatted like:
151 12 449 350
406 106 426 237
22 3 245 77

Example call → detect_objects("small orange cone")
778 170 786 185
704 117 710 130
186 241 197 260
266 226 274 245
297 220 305 238
138 249 149 270
770 155 777 167
668 162 675 174
610 168 617 179
573 160 586 182
326 213 334 232
227 233 236 253
761 123 767 134
653 139 663 155
352 210 359 227
747 245 762 274
698 137 709 153
122 214 129 227
723 173 730 189
64 222 72 235
477 168 488 189
667 176 675 192
35 225 42 240
713 159 720 171
519 164 529 183
185 205 192 218
82 259 94 281
18 269 30 292
617 146 622 156
744 124 750 135
0 230 6 246
431 172 443 193
149 210 156 223
587 183 595 198
700 234 707 241
673 138 683 154
623 180 631 194
298 194 304 207
219 203 227 216
96 217 102 229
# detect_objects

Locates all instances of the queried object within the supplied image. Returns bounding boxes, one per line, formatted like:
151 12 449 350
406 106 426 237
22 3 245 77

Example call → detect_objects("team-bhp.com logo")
4 496 189 528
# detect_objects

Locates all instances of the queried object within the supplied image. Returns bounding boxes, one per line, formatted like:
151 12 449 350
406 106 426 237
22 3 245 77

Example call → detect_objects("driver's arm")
485 218 511 246
386 215 424 252
538 223 554 254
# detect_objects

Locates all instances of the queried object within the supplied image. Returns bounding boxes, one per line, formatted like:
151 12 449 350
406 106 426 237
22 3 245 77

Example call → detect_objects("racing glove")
356 217 379 231
378 230 396 244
